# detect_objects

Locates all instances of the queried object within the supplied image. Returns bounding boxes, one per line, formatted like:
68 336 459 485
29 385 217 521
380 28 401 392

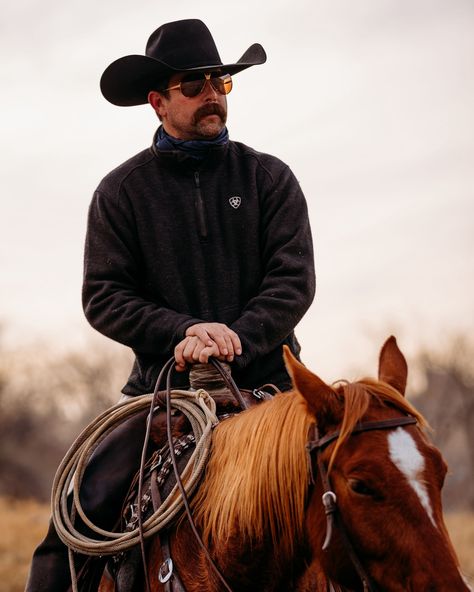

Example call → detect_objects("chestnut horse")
108 337 471 591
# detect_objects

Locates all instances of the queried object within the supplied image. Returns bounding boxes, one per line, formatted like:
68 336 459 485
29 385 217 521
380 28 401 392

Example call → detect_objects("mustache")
192 102 227 124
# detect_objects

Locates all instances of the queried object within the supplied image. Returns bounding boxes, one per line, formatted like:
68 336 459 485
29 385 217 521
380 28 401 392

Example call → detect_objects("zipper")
194 171 208 239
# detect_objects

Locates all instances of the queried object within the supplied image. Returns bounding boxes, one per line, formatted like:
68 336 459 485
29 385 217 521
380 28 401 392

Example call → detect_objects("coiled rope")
51 387 219 558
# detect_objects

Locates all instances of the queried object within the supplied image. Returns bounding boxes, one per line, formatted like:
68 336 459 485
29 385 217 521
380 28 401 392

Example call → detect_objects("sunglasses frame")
162 72 232 98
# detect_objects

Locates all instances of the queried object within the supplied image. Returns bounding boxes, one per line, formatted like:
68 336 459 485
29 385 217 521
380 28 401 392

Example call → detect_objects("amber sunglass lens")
211 74 232 95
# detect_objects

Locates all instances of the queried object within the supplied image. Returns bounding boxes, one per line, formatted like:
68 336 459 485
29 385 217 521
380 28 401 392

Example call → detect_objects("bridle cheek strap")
308 417 418 592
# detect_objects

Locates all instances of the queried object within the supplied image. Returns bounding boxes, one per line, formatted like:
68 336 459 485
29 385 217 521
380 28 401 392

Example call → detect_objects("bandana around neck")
156 125 229 160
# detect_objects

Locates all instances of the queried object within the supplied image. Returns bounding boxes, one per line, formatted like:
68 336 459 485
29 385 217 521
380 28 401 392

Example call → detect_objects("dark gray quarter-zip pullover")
82 136 315 394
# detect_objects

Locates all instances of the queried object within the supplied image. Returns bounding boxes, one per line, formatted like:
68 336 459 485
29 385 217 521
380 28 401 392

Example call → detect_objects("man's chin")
196 118 225 138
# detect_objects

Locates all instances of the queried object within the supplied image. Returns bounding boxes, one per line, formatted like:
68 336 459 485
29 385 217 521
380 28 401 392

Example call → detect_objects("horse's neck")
173 526 315 592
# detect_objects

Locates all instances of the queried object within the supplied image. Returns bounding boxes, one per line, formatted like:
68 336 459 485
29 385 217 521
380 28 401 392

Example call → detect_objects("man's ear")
148 91 166 119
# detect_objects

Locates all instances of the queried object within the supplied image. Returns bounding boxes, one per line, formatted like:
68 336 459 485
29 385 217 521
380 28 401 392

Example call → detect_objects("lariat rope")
50 386 219 569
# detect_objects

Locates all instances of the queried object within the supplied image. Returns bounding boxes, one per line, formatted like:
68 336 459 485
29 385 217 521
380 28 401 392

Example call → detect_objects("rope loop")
51 388 218 557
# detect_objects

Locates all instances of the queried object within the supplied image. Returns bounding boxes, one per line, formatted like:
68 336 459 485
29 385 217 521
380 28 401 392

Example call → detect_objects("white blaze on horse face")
388 428 436 527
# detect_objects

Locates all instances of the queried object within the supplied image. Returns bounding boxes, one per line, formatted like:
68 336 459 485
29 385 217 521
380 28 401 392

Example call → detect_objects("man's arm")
230 164 315 368
82 189 203 354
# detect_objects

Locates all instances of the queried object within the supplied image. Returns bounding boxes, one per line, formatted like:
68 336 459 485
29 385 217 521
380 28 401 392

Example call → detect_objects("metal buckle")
322 491 337 513
158 557 174 583
252 388 266 400
322 491 337 552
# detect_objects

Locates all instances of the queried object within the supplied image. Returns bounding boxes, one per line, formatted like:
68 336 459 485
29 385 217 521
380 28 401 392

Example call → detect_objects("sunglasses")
162 72 233 98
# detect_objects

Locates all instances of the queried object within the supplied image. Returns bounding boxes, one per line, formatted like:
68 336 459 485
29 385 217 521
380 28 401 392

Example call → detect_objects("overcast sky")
1 0 473 383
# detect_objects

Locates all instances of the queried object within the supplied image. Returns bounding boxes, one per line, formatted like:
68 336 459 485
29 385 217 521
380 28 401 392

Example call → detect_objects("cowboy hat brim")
100 43 267 107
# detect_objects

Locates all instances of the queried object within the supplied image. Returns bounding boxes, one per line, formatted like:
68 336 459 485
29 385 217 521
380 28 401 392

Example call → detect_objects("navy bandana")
156 125 229 160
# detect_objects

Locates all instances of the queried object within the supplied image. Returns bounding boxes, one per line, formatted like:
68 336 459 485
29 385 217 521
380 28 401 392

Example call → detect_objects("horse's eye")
349 478 375 496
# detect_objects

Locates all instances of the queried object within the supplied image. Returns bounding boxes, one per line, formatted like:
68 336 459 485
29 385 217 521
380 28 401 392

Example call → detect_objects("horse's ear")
283 346 339 421
378 336 408 396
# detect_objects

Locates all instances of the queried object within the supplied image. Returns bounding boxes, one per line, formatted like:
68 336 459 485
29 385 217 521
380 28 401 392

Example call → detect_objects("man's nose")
201 79 218 99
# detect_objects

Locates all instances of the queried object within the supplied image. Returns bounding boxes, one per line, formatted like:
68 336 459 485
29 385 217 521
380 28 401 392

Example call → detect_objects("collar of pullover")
155 125 229 160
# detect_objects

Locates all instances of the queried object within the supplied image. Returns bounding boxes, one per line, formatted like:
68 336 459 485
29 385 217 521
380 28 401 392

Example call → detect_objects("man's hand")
174 323 242 372
185 323 242 360
174 335 217 371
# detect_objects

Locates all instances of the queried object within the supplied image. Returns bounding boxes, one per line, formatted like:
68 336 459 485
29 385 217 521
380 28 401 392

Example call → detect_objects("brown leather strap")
151 471 187 592
150 470 170 592
209 358 250 410
308 416 417 452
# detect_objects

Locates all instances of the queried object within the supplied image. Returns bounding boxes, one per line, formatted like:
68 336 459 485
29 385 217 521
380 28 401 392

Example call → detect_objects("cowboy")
26 19 315 591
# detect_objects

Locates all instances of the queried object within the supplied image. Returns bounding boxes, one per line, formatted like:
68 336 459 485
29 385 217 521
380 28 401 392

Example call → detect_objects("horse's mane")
192 390 313 558
192 378 426 558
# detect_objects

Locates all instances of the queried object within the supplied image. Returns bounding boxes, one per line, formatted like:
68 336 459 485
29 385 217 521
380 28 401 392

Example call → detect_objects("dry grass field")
2 497 473 591
1 498 51 592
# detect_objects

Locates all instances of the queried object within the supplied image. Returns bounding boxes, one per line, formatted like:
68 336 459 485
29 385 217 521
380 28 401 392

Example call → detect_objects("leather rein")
137 357 249 592
307 416 418 592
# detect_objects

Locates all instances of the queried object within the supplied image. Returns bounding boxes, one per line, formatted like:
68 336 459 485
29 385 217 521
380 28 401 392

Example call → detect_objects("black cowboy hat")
100 19 267 107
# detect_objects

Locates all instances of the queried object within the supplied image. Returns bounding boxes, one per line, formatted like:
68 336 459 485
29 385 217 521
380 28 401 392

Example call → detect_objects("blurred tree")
0 335 129 501
413 335 474 510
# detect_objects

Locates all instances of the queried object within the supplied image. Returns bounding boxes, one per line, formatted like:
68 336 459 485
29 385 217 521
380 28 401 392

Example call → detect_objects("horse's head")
285 337 470 592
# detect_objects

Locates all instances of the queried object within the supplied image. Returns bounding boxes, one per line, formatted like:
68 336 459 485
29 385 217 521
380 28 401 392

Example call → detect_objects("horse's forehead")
387 427 436 526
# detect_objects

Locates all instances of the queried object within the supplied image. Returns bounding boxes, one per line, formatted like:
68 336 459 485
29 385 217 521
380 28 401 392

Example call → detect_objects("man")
82 18 315 395
26 18 314 591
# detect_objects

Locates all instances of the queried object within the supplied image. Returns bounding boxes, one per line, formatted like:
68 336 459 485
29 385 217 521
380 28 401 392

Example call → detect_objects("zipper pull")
193 171 207 239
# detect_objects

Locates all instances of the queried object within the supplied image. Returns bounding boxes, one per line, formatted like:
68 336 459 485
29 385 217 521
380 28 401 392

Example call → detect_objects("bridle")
307 416 418 592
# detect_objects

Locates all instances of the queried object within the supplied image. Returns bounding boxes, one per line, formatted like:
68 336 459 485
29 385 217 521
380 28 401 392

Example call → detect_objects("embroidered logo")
229 196 242 209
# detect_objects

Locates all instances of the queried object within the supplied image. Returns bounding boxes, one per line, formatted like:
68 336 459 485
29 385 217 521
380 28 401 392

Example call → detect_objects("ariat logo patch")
229 196 241 209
